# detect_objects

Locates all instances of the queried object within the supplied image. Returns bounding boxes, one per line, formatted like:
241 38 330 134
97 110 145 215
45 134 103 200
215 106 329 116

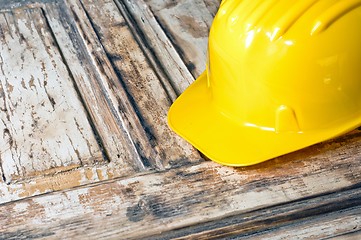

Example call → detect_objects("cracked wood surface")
0 7 102 184
72 0 199 169
44 2 148 172
1 0 361 239
1 132 361 239
71 0 200 169
0 0 200 203
0 0 202 203
119 0 195 95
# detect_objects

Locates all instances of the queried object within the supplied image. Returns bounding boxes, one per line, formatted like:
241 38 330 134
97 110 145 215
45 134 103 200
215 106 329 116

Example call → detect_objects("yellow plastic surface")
168 0 361 166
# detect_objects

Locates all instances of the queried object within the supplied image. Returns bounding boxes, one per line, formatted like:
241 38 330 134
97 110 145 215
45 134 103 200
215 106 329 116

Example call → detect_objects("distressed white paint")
69 0 200 168
0 8 102 183
12 201 30 212
1 157 361 239
0 0 360 239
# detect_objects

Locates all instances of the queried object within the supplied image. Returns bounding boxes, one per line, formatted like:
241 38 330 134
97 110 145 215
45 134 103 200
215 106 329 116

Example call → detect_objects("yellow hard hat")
168 0 361 166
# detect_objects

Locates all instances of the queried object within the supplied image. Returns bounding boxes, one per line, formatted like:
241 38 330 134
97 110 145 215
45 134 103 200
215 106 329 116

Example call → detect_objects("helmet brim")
168 71 358 166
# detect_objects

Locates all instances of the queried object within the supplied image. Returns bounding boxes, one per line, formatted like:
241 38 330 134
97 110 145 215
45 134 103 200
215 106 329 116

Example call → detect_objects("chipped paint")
78 0 200 169
0 8 103 183
0 0 360 239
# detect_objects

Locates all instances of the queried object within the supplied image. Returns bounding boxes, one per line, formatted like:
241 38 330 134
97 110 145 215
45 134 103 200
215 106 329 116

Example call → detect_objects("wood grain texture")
0 0 179 203
1 129 361 239
240 206 361 240
71 0 200 169
155 185 361 239
332 231 361 240
0 7 102 184
119 0 194 95
0 0 361 239
203 0 221 17
0 0 202 204
143 0 220 77
44 2 144 171
0 0 172 203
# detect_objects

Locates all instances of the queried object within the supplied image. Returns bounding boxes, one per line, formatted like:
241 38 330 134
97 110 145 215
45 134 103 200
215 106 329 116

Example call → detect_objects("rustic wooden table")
0 0 360 239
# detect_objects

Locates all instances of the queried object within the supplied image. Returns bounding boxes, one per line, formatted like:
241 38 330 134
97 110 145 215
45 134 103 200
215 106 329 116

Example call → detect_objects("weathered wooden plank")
143 0 220 77
1 129 361 239
239 206 361 240
44 2 145 171
0 0 204 203
66 0 200 169
0 0 55 10
0 163 134 204
0 0 160 203
0 8 103 183
332 231 361 240
119 0 194 95
155 185 361 239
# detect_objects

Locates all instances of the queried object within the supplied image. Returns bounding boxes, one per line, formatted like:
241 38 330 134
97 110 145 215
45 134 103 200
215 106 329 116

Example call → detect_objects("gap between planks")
68 0 200 169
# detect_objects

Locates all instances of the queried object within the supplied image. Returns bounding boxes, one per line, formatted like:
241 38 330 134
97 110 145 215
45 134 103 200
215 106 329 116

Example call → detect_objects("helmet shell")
168 0 361 166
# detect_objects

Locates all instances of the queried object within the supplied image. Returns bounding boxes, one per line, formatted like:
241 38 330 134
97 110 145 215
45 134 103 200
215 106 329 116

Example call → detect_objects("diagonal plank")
44 2 145 171
153 185 361 239
1 130 361 239
241 207 361 240
0 0 167 202
0 0 204 203
66 0 200 169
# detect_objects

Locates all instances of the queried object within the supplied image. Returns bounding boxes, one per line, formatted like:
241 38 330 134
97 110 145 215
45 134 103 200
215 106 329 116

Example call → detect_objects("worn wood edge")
1 132 361 239
44 1 147 171
331 230 361 240
148 184 361 239
0 157 204 205
65 0 174 170
74 0 200 168
0 0 154 203
203 0 221 18
241 206 361 240
119 0 195 96
0 0 201 203
0 158 137 204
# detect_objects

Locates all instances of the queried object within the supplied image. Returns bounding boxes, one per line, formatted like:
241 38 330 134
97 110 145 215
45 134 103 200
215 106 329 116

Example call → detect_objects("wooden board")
0 0 200 204
70 0 200 169
1 129 361 238
156 184 361 239
0 7 103 184
0 1 143 202
0 0 361 239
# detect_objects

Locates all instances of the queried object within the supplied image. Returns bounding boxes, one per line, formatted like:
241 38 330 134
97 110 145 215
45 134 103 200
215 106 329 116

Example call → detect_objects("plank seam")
114 0 179 101
66 0 160 170
118 0 195 95
39 6 110 164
